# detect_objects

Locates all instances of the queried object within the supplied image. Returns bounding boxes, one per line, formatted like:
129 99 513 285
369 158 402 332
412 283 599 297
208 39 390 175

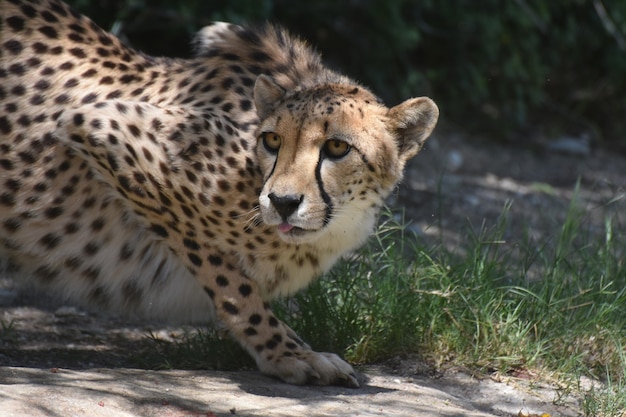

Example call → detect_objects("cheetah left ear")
387 97 439 162
254 75 286 120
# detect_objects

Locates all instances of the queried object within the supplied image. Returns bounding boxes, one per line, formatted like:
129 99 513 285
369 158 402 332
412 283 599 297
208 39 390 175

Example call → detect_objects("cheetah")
0 0 438 386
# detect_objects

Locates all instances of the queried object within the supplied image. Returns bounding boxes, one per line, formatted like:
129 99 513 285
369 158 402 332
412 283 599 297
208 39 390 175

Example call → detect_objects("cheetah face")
253 76 438 245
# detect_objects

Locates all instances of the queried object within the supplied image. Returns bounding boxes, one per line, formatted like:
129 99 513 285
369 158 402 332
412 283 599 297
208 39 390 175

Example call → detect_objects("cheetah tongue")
278 223 294 233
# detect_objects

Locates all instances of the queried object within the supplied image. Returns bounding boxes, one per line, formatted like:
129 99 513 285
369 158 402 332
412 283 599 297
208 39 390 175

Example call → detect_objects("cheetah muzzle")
0 0 438 387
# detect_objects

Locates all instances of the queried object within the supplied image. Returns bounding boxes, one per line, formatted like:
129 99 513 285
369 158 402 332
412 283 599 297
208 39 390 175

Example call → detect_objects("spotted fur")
0 0 438 386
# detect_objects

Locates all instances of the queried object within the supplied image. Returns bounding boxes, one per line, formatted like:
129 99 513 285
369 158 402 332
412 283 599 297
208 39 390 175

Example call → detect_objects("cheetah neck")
247 200 380 300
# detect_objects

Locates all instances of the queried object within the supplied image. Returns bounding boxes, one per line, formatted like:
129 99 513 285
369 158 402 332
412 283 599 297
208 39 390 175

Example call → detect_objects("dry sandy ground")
0 366 582 417
2 132 624 416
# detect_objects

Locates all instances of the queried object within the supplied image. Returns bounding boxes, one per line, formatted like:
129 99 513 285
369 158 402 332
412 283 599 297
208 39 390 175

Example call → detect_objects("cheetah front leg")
197 253 359 387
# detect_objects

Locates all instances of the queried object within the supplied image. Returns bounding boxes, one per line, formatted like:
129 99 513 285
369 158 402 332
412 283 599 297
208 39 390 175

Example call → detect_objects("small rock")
544 135 591 156
445 150 463 172
54 306 83 317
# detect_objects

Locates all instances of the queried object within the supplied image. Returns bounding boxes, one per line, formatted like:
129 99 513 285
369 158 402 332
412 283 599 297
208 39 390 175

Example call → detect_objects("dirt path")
399 133 624 253
1 366 581 417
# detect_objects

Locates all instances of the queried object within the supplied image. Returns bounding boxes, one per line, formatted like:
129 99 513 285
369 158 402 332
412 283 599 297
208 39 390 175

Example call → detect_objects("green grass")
0 319 18 346
143 190 625 415
132 329 254 371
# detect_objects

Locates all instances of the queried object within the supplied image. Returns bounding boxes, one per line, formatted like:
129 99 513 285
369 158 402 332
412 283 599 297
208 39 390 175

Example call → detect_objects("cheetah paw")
258 350 360 387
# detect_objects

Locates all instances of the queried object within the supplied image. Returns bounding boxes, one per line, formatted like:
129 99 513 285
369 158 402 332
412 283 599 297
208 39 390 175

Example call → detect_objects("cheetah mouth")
277 223 311 237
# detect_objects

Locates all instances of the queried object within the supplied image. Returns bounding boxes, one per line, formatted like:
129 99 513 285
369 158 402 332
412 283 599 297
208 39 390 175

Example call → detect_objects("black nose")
268 193 303 220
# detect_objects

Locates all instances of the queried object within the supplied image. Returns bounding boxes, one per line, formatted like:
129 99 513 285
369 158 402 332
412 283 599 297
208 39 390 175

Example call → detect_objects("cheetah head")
254 75 438 247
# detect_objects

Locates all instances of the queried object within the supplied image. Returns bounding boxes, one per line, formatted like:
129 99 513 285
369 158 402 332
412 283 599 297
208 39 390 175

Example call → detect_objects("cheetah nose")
268 192 303 220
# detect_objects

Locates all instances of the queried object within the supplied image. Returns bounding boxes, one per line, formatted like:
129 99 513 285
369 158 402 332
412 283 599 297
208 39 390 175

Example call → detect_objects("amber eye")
323 139 351 159
261 132 282 154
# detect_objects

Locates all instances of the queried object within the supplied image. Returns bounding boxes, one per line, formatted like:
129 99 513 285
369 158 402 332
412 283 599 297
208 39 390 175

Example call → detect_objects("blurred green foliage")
68 0 626 146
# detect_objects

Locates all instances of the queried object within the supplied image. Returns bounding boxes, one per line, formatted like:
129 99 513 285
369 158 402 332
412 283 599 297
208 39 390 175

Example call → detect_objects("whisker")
241 205 264 230
233 205 261 220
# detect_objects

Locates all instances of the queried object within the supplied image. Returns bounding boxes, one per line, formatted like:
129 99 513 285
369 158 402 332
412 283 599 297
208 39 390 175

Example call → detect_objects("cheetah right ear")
254 75 286 120
387 97 439 162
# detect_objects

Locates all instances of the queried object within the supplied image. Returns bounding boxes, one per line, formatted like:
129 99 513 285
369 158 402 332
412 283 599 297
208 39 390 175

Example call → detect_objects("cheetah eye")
261 132 282 154
323 139 351 159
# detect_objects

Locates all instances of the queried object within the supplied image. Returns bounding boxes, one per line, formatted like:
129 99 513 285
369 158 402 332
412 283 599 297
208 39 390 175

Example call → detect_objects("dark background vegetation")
68 0 626 150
